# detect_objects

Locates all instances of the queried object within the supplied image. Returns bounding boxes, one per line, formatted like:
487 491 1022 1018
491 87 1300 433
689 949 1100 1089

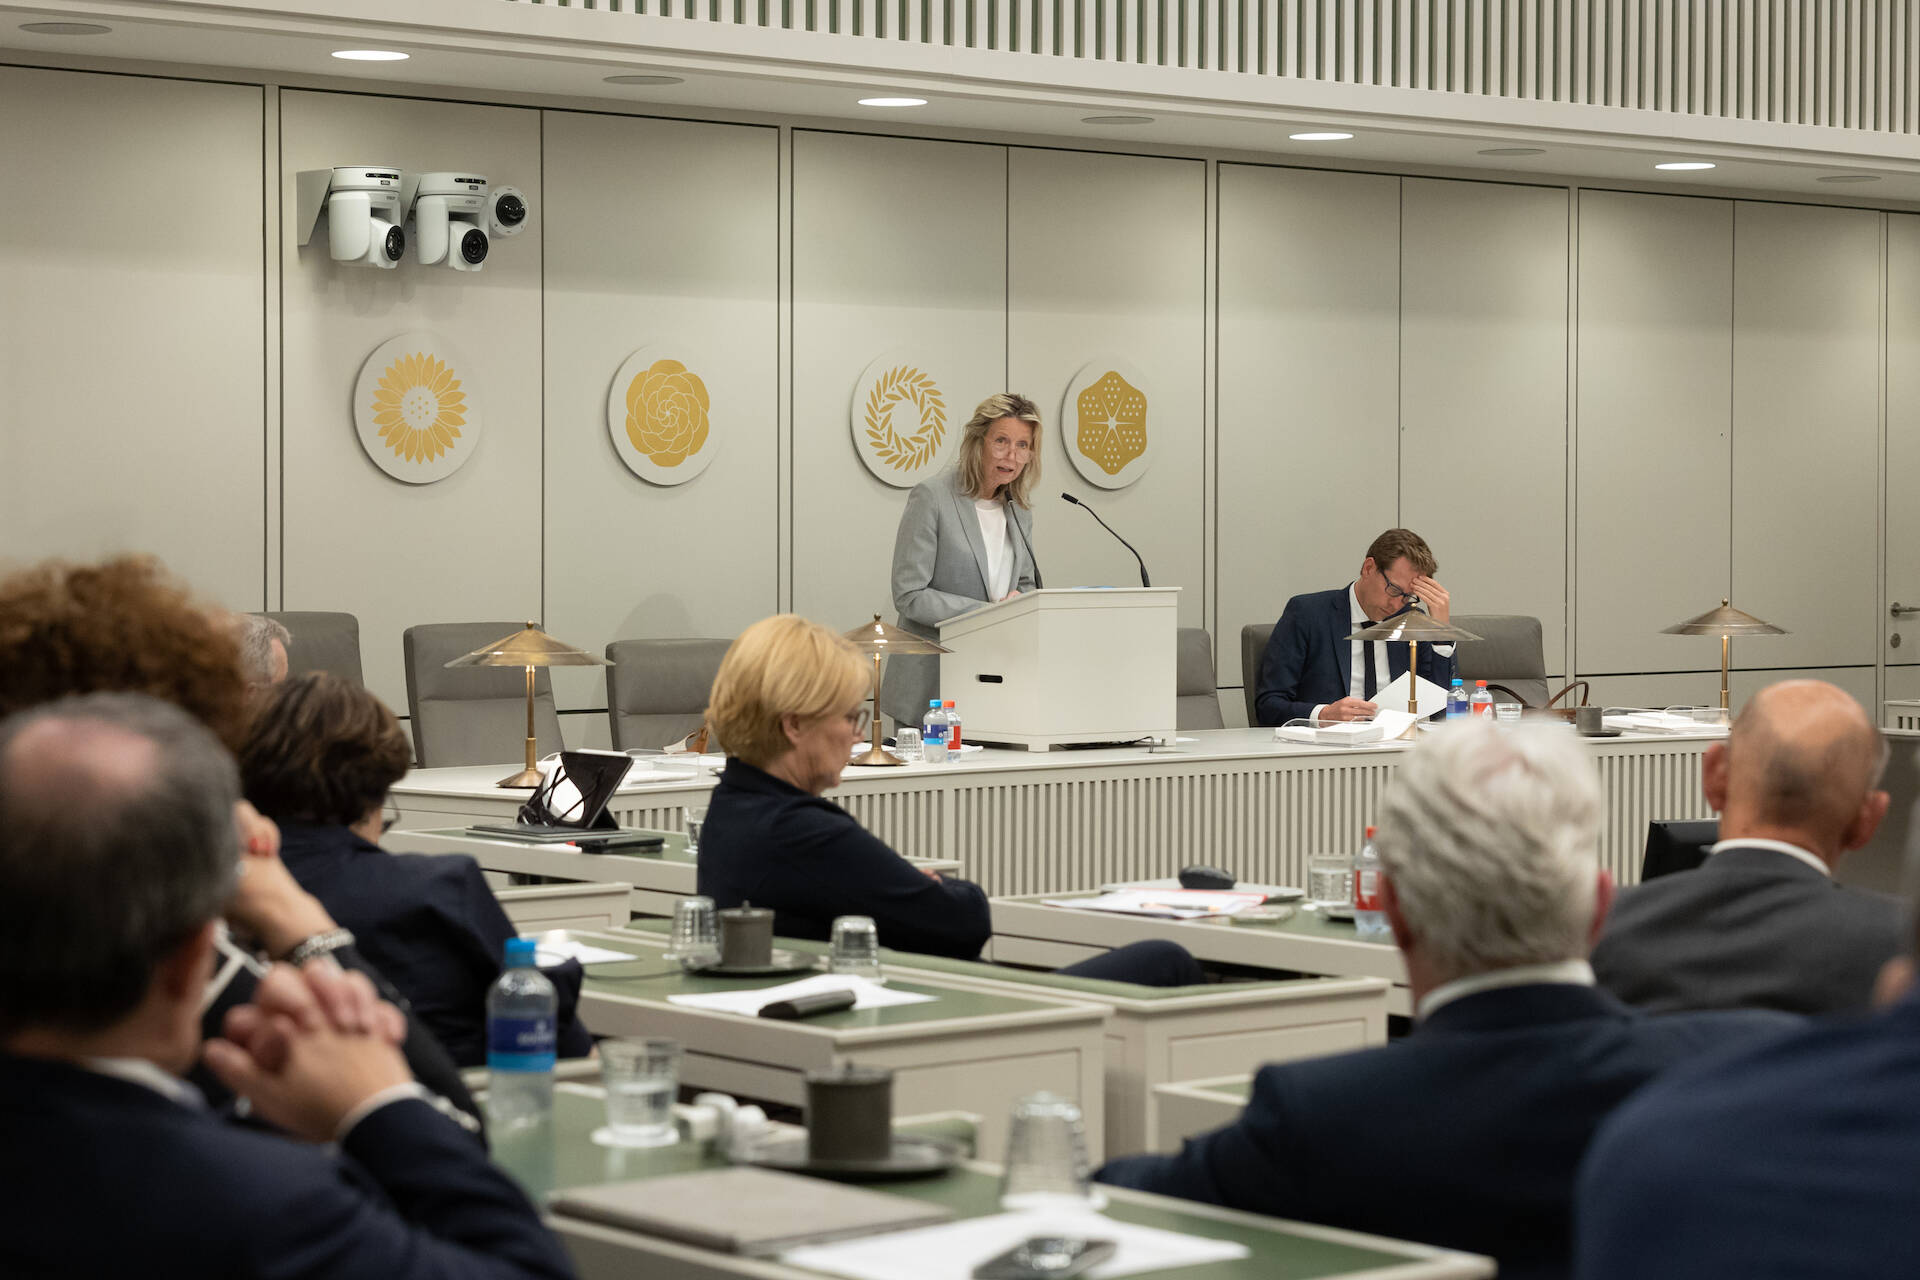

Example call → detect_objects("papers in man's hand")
667 974 933 1016
781 1208 1249 1280
1374 670 1451 719
1042 889 1271 920
531 937 638 967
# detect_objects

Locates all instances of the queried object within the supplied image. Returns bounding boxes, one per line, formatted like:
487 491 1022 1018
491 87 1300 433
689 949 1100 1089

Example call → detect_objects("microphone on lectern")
1061 492 1151 588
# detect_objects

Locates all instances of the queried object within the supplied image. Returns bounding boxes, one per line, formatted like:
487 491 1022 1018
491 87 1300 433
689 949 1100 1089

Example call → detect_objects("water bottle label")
1354 868 1381 911
487 1016 556 1072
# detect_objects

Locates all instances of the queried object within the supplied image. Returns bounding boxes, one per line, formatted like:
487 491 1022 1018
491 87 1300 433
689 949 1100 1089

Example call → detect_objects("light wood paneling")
791 131 1007 633
1887 214 1920 671
541 112 779 714
1007 148 1207 627
279 90 544 718
1576 190 1733 676
1731 201 1880 670
1217 164 1400 687
1400 177 1569 664
0 68 265 607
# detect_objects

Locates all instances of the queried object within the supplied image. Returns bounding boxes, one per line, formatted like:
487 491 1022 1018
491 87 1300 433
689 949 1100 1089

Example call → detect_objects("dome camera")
487 186 530 238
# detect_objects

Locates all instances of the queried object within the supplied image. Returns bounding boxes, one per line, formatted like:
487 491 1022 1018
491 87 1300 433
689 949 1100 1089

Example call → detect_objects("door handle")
1894 603 1920 617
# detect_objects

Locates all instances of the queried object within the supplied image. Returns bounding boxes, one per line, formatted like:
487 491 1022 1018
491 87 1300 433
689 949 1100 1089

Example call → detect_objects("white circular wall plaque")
607 348 718 486
851 353 955 488
1061 361 1152 489
352 332 482 485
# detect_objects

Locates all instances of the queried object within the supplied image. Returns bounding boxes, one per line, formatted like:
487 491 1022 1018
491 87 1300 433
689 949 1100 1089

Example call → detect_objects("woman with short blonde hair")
706 615 869 772
883 392 1045 727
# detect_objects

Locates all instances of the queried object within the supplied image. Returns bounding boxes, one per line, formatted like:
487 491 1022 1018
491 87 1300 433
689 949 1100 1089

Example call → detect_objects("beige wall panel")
280 91 543 717
1007 149 1206 629
1576 191 1732 675
1217 164 1400 687
1885 667 1920 706
541 112 778 713
1399 178 1569 663
792 131 1006 632
1887 214 1920 670
0 67 264 606
1731 202 1880 670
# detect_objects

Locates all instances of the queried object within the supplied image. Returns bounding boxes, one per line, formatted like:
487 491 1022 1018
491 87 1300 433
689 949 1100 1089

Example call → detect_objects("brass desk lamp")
1346 611 1483 737
445 622 607 788
1662 599 1786 711
843 615 949 767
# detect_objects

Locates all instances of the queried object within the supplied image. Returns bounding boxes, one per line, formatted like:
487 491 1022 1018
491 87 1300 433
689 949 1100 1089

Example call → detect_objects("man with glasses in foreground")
1254 528 1456 726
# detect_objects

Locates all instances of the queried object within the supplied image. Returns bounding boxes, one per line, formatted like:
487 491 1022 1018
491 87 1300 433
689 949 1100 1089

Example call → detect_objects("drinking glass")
663 895 721 969
600 1037 681 1148
1494 702 1523 724
683 804 709 856
1307 855 1351 908
999 1092 1096 1210
828 915 884 983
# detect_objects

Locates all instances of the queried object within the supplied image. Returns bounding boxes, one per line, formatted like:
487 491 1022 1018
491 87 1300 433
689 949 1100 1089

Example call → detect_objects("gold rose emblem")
625 358 711 467
863 366 946 472
371 352 466 463
1075 370 1147 476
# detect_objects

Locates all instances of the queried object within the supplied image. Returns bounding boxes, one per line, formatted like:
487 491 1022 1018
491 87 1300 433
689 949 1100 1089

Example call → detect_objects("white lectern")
937 587 1179 751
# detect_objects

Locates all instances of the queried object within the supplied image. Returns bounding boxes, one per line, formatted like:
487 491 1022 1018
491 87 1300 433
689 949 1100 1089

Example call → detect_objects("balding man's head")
1711 680 1890 863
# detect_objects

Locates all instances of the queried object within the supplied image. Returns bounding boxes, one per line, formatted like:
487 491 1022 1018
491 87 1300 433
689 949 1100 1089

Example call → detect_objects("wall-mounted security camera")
487 186 530 240
410 172 491 270
295 165 416 269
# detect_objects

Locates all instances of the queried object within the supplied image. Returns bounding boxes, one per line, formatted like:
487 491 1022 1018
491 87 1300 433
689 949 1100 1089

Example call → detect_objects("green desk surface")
577 932 1087 1027
1005 893 1380 946
417 826 692 861
502 1090 1422 1278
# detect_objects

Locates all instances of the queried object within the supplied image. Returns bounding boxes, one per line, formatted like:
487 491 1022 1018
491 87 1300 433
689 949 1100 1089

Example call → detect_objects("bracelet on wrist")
282 928 355 967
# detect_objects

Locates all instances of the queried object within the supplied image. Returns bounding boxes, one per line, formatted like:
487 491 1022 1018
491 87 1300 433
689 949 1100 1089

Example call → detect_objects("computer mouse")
1178 865 1236 891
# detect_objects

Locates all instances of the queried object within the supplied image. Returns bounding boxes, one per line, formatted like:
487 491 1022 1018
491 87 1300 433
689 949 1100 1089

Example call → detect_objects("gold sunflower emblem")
625 358 711 467
371 352 467 463
1075 370 1147 476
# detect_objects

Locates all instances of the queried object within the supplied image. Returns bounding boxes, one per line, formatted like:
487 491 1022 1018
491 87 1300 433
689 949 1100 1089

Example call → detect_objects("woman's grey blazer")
880 469 1037 727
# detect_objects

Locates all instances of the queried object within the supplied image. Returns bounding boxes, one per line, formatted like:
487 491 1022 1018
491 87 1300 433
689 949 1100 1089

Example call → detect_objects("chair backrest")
1451 614 1549 707
264 611 364 685
1175 627 1225 731
604 637 732 751
1240 621 1276 725
402 621 566 767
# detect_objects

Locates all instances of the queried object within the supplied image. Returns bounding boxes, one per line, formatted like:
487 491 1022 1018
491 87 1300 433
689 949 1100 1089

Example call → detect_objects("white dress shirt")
1710 837 1830 877
974 498 1015 601
1416 959 1597 1022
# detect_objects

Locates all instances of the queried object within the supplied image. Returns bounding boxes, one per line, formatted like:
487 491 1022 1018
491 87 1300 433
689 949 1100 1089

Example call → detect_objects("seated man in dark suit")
1591 678 1905 1016
1254 527 1456 726
1096 720 1793 1280
0 693 576 1280
1576 914 1920 1278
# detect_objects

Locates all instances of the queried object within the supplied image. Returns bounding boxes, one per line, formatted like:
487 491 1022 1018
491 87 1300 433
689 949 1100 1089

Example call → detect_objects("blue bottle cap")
505 936 538 967
929 699 941 707
1451 678 1464 686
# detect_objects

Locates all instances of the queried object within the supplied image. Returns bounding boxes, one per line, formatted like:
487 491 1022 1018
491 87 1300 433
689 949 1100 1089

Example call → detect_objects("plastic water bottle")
486 937 556 1134
1352 826 1391 940
1446 678 1470 721
922 699 950 763
943 699 962 750
1470 680 1495 718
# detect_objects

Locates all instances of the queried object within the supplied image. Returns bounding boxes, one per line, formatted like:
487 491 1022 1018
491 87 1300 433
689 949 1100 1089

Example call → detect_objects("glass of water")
828 915 884 983
683 804 709 856
998 1092 1096 1210
664 895 721 969
600 1037 681 1148
1308 855 1351 908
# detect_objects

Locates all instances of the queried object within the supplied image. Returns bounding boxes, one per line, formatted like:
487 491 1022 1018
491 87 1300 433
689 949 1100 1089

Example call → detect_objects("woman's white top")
974 498 1015 602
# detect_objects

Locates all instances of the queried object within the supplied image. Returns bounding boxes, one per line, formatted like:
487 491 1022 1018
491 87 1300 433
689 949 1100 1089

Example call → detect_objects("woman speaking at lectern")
880 393 1043 729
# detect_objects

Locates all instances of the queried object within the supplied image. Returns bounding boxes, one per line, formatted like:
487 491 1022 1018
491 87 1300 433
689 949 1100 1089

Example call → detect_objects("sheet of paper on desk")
1374 670 1450 719
781 1207 1249 1280
667 974 934 1016
532 937 639 966
1043 889 1270 919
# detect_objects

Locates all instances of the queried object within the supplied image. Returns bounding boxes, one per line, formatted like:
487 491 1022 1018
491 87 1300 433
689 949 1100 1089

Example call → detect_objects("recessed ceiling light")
1817 174 1881 184
331 49 410 62
1290 131 1354 141
1083 115 1154 125
1655 161 1716 171
1479 147 1545 156
858 96 927 107
604 73 685 85
19 21 111 35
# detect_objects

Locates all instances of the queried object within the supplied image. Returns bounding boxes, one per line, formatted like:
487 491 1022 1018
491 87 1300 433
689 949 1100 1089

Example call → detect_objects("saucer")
685 949 820 977
745 1134 960 1181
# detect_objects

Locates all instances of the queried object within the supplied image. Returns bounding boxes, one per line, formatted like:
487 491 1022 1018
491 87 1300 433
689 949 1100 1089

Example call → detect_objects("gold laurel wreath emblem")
863 366 946 473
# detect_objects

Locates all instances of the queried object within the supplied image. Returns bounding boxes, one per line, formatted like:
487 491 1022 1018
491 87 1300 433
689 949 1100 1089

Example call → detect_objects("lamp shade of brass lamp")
1661 599 1786 711
445 621 607 787
1346 611 1484 736
843 615 949 767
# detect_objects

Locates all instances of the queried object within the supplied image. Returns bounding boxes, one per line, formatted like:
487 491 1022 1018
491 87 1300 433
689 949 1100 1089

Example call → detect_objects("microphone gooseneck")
1010 502 1044 590
1061 492 1151 588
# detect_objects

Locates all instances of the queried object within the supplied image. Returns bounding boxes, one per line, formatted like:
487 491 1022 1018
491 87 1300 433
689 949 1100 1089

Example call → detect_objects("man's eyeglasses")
1381 577 1420 604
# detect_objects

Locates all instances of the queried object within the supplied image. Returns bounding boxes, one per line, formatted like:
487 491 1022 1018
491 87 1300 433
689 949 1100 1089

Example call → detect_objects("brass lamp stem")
1399 638 1421 740
1721 634 1731 711
850 651 907 767
497 663 546 788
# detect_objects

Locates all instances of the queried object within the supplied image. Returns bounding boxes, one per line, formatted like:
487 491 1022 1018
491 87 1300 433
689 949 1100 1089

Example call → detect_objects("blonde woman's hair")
706 615 869 768
956 393 1043 508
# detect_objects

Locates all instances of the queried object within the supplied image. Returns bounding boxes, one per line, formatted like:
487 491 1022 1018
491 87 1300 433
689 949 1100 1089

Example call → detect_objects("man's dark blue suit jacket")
278 823 593 1068
0 1053 576 1279
1577 988 1920 1279
1254 587 1456 726
1097 983 1795 1280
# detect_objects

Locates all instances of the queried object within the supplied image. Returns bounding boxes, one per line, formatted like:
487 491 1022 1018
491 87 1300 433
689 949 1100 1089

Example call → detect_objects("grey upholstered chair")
264 611 364 685
1240 621 1276 725
1176 627 1226 731
1451 614 1549 707
402 622 566 767
605 637 732 750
